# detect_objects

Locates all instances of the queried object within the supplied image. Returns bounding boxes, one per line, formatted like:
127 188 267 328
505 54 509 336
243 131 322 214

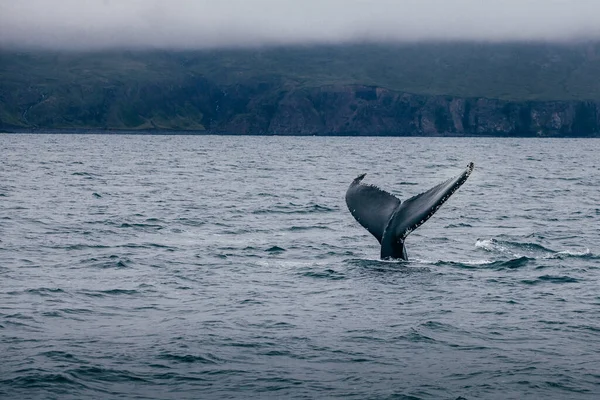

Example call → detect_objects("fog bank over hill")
2 0 600 49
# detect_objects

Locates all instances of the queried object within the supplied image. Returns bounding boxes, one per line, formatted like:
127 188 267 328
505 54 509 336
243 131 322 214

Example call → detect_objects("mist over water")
2 0 600 49
1 135 599 399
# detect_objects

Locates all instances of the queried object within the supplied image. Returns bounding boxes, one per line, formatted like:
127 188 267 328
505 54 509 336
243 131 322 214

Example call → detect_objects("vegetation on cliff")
1 42 599 135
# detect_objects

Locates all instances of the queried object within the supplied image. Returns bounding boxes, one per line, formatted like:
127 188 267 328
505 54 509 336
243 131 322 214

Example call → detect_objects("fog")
1 0 600 49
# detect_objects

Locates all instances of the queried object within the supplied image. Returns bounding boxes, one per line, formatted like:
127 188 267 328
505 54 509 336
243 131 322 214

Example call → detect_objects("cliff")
1 43 600 136
268 86 600 136
4 79 598 137
237 85 600 137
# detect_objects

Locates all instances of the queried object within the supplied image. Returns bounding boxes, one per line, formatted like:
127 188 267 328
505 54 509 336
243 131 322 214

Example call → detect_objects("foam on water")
551 248 593 258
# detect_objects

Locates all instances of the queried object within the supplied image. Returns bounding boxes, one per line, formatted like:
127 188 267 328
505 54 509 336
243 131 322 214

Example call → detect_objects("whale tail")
346 162 474 260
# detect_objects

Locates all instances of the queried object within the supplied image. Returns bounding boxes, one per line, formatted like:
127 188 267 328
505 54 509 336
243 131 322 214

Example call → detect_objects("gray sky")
1 0 600 49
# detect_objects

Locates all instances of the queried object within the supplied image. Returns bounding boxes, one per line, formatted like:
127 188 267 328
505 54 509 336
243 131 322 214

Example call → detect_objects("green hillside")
1 42 600 133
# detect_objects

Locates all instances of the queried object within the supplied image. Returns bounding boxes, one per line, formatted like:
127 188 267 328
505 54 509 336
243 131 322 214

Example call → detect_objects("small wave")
61 308 94 315
347 257 406 266
420 320 455 331
308 204 336 212
252 203 336 215
476 239 596 263
150 372 212 382
544 380 591 393
88 257 132 269
489 256 533 270
158 353 220 364
4 313 36 321
545 249 594 259
240 298 263 305
25 288 65 296
41 311 64 318
402 330 437 344
566 324 600 333
120 242 175 250
41 351 78 361
176 217 205 226
301 268 346 280
71 172 99 177
1 371 83 389
289 225 332 231
101 289 139 295
80 289 139 297
347 258 429 275
260 350 295 357
0 313 43 330
68 366 148 383
265 246 286 253
434 260 486 269
119 223 163 230
521 275 579 285
436 257 532 270
2 319 41 329
410 257 487 266
444 223 473 228
476 238 554 253
257 192 278 197
247 320 297 330
65 244 110 250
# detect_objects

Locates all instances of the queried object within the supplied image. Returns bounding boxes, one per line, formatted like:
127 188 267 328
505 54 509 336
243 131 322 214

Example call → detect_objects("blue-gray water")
1 135 599 400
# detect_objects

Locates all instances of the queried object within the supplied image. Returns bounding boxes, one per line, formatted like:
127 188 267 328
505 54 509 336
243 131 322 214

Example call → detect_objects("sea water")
1 135 599 399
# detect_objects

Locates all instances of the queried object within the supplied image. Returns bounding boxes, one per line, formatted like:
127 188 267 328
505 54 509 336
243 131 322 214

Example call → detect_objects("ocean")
1 134 599 399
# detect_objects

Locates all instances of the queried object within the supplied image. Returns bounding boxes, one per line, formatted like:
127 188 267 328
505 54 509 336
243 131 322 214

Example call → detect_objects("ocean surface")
1 134 599 400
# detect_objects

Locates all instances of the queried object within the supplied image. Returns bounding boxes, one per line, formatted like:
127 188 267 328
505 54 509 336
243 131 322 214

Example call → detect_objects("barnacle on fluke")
346 163 474 260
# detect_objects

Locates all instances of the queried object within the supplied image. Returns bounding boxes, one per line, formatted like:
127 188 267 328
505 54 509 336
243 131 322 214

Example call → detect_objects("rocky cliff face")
217 85 600 137
3 80 599 136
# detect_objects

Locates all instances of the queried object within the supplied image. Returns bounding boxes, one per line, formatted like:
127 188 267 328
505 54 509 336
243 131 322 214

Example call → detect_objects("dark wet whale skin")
346 163 474 260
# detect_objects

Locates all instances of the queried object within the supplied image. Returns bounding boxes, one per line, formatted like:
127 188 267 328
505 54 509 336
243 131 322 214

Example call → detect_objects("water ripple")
1 135 599 400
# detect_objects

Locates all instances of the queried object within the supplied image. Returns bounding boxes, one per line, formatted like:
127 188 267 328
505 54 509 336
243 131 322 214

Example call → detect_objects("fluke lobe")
346 163 474 260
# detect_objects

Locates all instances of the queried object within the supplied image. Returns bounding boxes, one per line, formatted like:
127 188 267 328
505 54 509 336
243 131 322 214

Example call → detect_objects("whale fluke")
346 162 474 260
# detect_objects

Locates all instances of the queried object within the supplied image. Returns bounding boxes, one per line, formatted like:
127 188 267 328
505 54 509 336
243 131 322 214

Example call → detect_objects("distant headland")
2 42 599 137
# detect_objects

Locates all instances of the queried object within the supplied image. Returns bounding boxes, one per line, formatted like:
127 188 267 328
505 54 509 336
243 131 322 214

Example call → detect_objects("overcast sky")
1 0 600 49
